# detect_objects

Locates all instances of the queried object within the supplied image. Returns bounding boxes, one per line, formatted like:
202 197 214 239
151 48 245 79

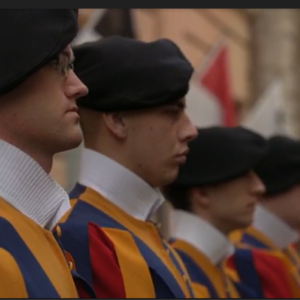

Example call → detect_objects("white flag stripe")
186 83 222 128
242 79 291 137
73 9 107 46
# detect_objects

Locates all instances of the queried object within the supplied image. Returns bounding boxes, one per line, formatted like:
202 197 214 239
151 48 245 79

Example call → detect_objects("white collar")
171 209 235 265
78 148 164 221
0 139 70 229
253 204 299 249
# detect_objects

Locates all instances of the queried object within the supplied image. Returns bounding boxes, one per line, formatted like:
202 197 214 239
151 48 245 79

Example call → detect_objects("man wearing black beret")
232 135 300 297
57 36 199 298
0 9 90 298
163 126 266 298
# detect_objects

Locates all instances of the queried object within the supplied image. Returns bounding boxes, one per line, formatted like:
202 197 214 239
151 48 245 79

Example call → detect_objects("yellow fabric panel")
190 282 210 298
224 263 240 282
103 227 155 298
0 248 28 297
228 229 244 244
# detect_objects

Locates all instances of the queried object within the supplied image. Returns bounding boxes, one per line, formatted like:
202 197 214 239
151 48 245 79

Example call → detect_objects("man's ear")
190 187 211 209
102 112 128 139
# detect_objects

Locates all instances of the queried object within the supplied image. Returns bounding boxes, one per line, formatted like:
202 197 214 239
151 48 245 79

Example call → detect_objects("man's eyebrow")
175 101 186 109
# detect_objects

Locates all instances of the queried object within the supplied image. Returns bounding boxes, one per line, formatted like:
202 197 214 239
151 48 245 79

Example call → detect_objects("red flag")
188 41 236 127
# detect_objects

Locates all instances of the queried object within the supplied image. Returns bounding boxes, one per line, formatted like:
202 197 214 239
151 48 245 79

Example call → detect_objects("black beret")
0 9 78 96
172 126 267 187
254 135 300 195
73 35 193 111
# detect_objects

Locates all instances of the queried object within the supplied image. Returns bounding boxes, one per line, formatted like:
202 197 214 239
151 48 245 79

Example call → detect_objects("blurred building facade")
250 9 300 138
133 9 252 112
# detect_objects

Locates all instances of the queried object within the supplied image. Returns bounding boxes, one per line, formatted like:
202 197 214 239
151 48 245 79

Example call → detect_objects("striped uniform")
0 197 88 298
57 184 197 298
229 206 300 298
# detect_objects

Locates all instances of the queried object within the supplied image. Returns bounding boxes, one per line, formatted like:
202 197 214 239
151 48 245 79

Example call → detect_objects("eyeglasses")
48 52 74 77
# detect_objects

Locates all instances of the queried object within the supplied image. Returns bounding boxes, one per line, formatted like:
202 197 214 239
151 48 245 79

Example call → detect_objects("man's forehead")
173 97 186 106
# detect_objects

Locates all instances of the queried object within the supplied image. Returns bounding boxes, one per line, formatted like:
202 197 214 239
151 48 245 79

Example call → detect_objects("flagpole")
193 36 226 81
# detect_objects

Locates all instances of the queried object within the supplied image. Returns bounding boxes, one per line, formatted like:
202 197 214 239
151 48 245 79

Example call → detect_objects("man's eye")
48 54 74 77
67 62 74 70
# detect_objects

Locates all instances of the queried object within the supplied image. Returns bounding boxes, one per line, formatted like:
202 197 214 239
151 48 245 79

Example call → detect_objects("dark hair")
162 184 191 212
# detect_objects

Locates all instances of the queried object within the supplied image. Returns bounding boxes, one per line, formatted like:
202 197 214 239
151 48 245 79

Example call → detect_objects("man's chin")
162 168 179 186
236 218 253 230
59 132 83 152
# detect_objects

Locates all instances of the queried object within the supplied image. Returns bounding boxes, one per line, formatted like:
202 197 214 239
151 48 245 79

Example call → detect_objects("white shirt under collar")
0 139 70 229
253 204 299 249
78 148 164 221
171 209 235 265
